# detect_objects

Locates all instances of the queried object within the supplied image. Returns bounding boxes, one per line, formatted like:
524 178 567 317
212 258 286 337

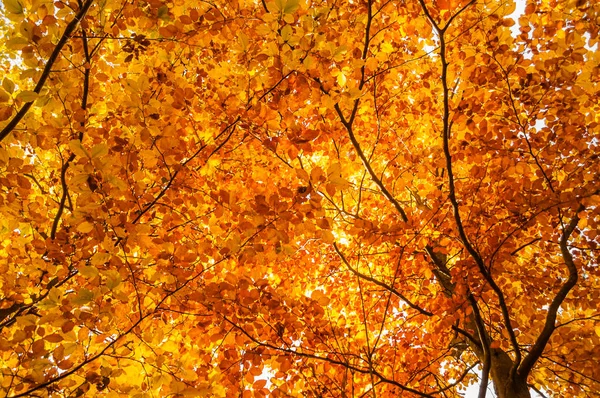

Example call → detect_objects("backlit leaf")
3 0 23 14
16 90 38 102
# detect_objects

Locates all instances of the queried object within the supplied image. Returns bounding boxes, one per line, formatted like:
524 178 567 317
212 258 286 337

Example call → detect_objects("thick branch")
425 245 453 293
517 206 583 378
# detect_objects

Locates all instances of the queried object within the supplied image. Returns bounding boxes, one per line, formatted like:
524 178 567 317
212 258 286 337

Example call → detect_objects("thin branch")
51 27 92 239
332 0 409 222
50 153 74 239
222 316 436 398
116 117 240 247
418 0 522 375
334 104 408 222
9 305 148 398
529 384 549 398
0 0 95 143
510 237 542 256
333 243 433 316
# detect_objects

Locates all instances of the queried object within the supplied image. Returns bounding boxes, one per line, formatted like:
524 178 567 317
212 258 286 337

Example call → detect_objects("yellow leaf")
104 270 122 290
5 37 29 50
272 0 284 12
91 252 111 266
90 143 109 159
238 32 249 51
283 0 299 13
16 90 38 102
0 88 11 103
16 314 38 327
71 289 95 305
380 42 394 54
271 0 299 14
79 265 99 278
501 0 517 16
68 139 89 158
2 78 15 94
77 222 94 233
4 0 23 14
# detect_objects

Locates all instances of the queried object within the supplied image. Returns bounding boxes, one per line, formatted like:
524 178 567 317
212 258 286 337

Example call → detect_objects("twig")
0 0 95 143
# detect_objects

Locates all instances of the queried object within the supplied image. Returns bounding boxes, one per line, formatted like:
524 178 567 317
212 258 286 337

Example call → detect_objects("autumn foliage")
0 0 599 396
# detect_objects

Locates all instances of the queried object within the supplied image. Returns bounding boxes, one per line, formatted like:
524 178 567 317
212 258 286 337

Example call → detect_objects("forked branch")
333 243 433 316
517 205 584 378
417 0 522 376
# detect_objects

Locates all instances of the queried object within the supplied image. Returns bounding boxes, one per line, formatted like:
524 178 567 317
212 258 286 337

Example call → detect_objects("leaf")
57 359 74 370
71 289 95 305
157 5 169 20
90 143 109 159
436 0 450 10
0 88 10 103
311 290 330 305
501 0 517 16
3 0 23 14
5 37 29 50
104 270 122 290
39 288 62 309
280 25 292 42
271 0 298 14
91 252 111 265
79 265 99 278
365 57 379 72
272 0 284 12
16 91 38 102
238 32 249 51
68 139 90 158
283 0 299 14
45 334 64 343
2 78 15 94
77 222 94 233
0 106 12 122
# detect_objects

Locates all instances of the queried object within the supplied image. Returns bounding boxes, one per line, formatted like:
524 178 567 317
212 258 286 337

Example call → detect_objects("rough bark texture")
489 348 531 398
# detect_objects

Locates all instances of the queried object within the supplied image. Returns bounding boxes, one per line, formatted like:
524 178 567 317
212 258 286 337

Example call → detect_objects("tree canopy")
0 0 599 396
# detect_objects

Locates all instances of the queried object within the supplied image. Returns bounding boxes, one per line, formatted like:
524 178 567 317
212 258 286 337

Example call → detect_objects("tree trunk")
489 348 531 398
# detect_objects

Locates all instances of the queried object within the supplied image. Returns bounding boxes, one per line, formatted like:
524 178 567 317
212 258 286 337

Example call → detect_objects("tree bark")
489 348 531 398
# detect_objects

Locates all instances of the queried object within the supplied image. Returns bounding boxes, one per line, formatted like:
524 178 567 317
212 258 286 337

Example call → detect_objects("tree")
0 0 599 396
